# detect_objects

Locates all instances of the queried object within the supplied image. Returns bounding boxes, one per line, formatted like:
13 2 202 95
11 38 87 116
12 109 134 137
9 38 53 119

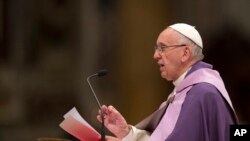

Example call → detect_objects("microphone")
86 69 108 141
97 69 109 77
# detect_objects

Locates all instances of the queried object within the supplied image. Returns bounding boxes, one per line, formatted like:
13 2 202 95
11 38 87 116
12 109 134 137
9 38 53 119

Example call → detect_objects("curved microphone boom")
87 69 108 108
86 69 108 141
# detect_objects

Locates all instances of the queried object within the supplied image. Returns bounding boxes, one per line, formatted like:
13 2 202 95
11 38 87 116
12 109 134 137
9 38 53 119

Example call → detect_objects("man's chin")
161 73 172 81
161 73 167 79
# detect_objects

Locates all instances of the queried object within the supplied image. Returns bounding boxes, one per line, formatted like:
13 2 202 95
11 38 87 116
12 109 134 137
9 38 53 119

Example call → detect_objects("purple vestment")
137 61 237 141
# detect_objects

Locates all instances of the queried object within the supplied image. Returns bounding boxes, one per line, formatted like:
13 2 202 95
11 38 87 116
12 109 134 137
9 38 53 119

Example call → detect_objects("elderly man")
97 23 238 141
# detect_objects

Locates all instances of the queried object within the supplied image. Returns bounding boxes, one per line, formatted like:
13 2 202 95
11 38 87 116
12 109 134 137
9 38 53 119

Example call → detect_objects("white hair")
176 32 204 61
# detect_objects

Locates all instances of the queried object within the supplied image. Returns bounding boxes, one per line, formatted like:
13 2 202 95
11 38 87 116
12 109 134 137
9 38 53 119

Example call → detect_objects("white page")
63 107 97 131
60 115 100 141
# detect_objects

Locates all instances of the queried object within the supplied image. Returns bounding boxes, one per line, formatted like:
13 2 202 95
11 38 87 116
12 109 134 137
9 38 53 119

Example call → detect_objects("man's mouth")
158 62 164 67
158 63 165 71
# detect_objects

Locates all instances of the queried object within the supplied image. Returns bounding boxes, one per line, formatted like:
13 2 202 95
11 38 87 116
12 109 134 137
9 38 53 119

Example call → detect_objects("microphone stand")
87 74 105 141
101 111 105 141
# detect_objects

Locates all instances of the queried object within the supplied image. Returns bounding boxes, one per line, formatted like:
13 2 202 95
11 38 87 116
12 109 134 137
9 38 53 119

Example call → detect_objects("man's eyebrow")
158 42 167 46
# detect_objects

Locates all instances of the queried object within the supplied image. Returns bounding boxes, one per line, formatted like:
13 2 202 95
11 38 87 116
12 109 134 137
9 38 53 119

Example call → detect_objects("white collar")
173 67 191 87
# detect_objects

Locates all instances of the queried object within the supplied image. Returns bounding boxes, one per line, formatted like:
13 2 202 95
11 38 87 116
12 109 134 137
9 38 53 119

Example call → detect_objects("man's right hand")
97 105 130 139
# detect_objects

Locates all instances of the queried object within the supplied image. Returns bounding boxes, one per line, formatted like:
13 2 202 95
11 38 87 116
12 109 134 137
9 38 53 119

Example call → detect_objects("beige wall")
116 0 172 123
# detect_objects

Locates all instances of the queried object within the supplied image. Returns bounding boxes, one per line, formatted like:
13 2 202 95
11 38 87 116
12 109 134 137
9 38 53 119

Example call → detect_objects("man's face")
153 28 185 81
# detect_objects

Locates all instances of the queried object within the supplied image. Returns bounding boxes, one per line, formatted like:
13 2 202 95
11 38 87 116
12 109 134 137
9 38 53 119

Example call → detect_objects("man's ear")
181 46 192 62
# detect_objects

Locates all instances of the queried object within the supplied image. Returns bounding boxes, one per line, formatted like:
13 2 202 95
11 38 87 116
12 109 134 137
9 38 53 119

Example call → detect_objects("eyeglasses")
154 44 186 52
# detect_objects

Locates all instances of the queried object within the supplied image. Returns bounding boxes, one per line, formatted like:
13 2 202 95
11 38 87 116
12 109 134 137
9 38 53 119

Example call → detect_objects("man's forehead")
157 28 181 44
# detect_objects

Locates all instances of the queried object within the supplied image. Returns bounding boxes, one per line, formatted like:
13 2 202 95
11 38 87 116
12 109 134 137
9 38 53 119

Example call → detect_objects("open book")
59 107 101 141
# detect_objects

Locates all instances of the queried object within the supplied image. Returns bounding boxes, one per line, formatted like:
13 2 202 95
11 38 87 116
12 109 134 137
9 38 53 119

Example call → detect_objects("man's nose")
153 50 161 60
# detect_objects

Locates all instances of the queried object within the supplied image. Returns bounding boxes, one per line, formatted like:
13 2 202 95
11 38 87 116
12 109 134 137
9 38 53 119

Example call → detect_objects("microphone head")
97 69 109 77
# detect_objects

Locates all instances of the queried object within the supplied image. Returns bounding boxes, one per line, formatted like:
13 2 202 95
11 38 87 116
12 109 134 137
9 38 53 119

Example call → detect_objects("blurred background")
0 0 250 140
